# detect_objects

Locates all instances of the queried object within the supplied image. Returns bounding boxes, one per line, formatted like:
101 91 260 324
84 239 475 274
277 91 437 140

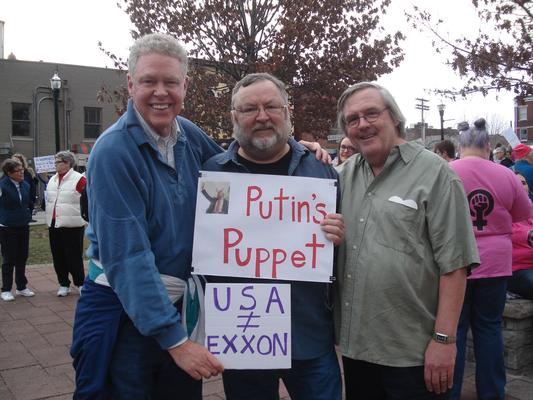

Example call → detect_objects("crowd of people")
1 32 532 399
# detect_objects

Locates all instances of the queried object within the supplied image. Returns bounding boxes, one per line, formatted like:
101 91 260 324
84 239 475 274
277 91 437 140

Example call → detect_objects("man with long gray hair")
334 82 480 398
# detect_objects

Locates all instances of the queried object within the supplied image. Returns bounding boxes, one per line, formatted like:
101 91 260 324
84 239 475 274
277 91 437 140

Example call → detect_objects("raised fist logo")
467 189 494 231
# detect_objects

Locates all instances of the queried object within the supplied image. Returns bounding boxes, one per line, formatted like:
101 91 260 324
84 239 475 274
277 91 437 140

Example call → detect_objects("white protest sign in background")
192 171 337 283
205 283 291 369
33 155 56 173
502 127 521 148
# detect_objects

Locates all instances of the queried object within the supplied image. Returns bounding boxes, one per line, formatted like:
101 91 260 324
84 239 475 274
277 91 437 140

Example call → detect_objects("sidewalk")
1 264 532 399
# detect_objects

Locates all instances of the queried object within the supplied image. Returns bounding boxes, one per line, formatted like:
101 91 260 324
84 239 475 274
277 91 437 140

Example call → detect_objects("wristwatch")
432 332 456 344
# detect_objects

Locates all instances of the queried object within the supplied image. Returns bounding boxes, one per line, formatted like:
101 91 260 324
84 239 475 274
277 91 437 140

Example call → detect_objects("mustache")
251 123 275 133
355 126 378 137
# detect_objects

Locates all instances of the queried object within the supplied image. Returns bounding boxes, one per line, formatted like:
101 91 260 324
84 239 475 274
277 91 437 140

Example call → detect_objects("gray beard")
233 123 291 161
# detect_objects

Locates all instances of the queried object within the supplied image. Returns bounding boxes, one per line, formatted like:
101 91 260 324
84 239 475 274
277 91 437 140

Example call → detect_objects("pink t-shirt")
450 157 531 278
512 216 533 272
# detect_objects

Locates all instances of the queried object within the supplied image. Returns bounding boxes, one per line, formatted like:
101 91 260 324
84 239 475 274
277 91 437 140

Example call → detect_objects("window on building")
84 107 102 139
12 103 31 137
518 106 528 121
519 128 528 141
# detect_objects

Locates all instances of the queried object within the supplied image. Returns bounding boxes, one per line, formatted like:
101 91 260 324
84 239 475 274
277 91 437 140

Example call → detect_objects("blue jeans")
452 277 507 400
508 269 533 300
342 357 450 399
222 347 341 400
71 278 124 400
109 317 201 400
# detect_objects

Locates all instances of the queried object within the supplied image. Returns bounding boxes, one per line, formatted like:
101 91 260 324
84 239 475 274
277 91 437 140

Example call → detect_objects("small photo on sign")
200 181 230 215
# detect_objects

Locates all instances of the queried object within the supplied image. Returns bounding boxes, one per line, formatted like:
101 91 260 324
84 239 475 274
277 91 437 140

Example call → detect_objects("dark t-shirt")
500 157 514 168
236 148 292 176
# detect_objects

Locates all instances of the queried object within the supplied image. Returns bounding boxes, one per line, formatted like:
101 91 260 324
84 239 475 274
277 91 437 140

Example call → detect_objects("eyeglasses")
233 104 287 118
55 160 66 165
12 168 23 173
344 107 389 128
340 145 356 152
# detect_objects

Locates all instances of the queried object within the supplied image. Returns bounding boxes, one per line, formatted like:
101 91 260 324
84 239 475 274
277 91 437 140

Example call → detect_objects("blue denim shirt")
86 99 222 349
202 138 339 360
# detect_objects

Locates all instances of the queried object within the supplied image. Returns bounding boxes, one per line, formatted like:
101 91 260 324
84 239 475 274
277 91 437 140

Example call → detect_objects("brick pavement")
1 265 532 399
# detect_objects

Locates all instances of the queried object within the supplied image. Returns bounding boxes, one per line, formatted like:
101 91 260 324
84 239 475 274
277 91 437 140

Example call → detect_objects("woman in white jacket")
45 151 87 296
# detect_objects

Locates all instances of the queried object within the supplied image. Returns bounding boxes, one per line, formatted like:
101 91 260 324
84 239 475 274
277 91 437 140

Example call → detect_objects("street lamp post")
438 103 445 141
50 72 62 153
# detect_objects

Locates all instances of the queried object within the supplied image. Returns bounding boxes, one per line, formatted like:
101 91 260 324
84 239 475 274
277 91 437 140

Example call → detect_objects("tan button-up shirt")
335 142 479 367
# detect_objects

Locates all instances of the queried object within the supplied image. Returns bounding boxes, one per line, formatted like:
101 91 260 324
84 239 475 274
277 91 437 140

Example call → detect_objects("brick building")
515 96 533 144
0 57 126 166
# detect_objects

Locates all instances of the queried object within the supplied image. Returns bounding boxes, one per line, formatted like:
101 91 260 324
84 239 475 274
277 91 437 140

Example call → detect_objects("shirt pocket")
374 199 419 254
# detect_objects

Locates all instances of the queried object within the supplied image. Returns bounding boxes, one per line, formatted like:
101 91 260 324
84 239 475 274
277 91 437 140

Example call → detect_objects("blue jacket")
202 138 338 360
0 175 31 227
515 159 533 202
85 99 222 348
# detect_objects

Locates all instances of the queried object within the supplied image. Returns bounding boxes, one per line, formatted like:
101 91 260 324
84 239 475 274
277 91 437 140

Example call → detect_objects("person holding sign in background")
335 82 480 399
202 73 345 400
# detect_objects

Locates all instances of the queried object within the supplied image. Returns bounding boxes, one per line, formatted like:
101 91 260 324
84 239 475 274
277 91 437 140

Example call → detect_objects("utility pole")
415 98 429 146
438 103 446 141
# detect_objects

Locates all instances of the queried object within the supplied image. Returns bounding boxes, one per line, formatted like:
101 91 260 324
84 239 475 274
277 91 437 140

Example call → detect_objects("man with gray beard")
202 72 345 400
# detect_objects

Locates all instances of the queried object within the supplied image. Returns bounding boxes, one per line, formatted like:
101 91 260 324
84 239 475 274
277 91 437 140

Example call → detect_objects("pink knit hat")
513 144 532 160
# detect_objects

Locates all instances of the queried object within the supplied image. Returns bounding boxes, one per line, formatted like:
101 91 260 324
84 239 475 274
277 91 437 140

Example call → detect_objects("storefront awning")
70 143 94 154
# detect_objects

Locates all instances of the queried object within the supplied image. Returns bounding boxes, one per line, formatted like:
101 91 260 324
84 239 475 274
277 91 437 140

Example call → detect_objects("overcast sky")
0 0 516 131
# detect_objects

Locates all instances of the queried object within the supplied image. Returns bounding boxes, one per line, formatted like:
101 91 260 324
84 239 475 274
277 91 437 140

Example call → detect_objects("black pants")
48 226 85 287
0 226 30 292
342 357 450 400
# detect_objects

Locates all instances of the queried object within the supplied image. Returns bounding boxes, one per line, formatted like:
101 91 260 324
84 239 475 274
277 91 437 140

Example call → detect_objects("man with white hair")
71 33 224 399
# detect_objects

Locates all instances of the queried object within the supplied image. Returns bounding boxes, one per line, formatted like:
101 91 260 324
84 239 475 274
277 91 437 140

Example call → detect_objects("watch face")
435 333 447 343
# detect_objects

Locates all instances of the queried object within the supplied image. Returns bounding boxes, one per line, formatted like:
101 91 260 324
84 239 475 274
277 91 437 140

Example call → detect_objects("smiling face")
342 88 404 174
127 53 188 137
339 137 357 163
231 80 291 163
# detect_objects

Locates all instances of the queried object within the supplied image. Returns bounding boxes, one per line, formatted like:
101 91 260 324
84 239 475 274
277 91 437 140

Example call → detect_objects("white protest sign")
502 127 521 148
33 155 56 173
192 171 336 283
205 283 291 369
